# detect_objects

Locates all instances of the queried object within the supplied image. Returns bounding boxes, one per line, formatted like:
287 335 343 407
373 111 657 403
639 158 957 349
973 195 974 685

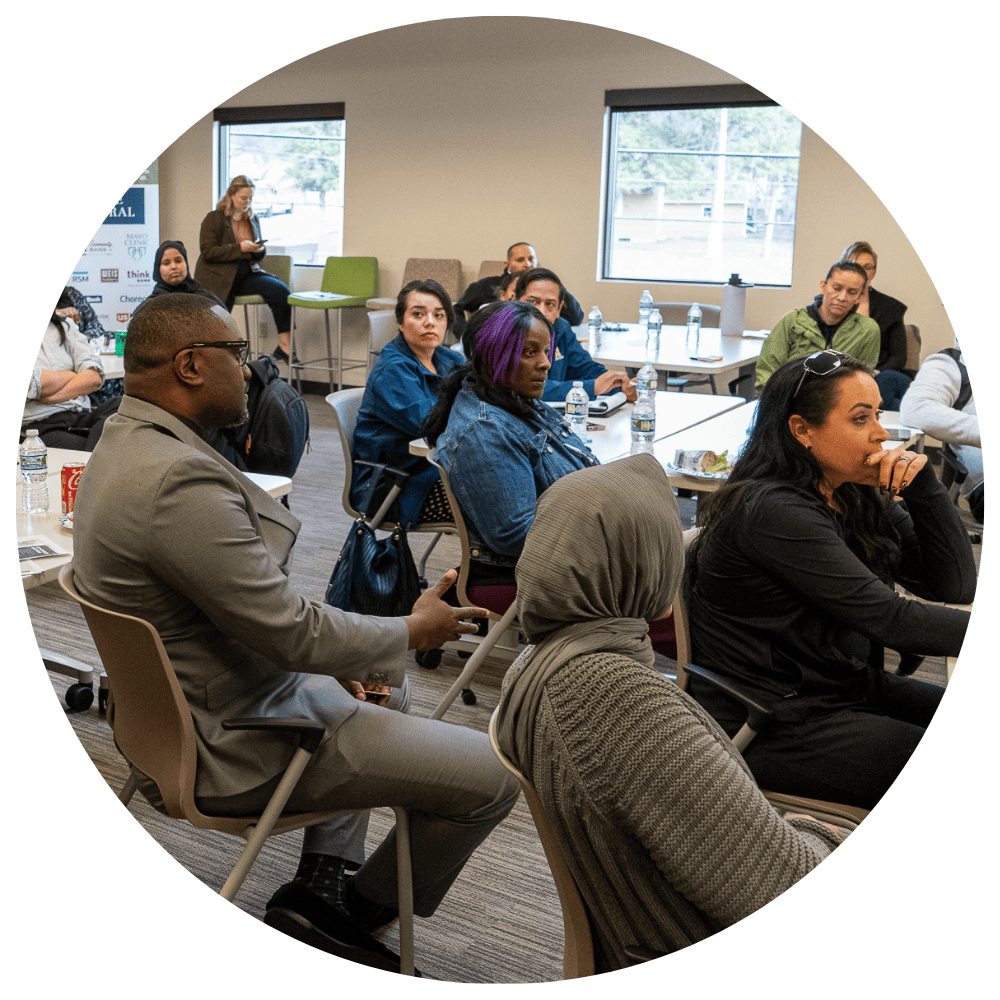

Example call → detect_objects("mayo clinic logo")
71 270 88 283
105 188 145 226
101 268 119 282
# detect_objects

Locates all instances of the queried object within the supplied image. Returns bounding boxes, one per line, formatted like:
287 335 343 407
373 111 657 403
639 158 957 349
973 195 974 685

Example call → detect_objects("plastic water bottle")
565 381 589 443
639 289 653 330
647 307 662 348
587 305 602 351
630 396 655 455
686 303 702 356
19 429 49 514
636 361 657 399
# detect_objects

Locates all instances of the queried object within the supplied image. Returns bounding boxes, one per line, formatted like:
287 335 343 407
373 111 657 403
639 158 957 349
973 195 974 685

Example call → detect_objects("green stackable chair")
287 256 378 392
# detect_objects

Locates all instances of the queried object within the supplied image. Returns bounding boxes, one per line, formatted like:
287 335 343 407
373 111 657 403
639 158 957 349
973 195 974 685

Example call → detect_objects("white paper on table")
18 534 69 561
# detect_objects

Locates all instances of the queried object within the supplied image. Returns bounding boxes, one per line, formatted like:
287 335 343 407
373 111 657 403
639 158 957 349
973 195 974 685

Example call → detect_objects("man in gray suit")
73 295 519 972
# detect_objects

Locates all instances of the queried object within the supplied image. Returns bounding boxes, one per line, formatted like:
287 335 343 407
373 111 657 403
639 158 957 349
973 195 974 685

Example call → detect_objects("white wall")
160 17 954 362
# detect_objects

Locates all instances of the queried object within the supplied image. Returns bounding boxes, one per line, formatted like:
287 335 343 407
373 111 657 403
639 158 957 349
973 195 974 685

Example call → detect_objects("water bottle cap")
573 381 583 387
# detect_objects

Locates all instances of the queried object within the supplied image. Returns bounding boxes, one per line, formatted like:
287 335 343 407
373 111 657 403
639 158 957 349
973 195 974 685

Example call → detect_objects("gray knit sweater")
525 650 841 972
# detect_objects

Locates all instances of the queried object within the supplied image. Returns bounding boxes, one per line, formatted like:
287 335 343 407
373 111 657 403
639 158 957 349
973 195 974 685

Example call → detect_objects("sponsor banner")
69 169 159 329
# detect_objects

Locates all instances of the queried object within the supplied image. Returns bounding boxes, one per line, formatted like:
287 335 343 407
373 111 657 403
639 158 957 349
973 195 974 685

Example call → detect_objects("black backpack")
207 356 310 478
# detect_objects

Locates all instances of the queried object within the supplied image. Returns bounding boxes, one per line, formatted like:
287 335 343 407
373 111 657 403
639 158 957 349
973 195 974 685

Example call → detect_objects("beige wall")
159 17 954 362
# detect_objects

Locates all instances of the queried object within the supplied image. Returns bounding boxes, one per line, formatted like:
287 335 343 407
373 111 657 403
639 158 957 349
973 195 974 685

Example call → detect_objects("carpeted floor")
27 388 972 981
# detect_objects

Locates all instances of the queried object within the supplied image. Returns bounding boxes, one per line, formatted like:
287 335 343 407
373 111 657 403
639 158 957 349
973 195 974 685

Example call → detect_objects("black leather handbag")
325 466 420 618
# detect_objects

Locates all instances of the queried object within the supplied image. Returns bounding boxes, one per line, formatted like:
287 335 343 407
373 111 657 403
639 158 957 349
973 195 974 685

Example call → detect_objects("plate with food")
665 449 734 480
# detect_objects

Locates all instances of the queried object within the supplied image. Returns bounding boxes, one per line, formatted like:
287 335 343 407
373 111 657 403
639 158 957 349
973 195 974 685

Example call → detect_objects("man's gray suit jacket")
73 394 409 801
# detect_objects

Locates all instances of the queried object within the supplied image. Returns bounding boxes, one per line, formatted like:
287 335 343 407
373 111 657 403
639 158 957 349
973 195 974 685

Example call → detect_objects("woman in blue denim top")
350 279 465 527
424 301 599 586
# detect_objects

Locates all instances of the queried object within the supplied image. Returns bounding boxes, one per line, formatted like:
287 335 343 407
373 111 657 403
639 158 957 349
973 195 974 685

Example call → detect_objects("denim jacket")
350 334 465 526
437 385 599 567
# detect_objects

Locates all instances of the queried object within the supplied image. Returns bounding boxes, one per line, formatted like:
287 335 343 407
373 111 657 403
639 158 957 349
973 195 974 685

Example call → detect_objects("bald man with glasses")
72 294 519 973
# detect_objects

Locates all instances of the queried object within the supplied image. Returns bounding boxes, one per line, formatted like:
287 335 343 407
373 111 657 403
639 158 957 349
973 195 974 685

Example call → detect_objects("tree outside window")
604 104 802 286
220 118 345 264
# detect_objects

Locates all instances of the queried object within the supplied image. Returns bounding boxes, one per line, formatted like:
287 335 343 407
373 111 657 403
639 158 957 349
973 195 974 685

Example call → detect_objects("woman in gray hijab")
495 454 841 973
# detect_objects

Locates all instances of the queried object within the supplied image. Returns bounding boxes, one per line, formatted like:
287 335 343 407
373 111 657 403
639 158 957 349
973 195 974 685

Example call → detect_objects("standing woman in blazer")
194 175 293 361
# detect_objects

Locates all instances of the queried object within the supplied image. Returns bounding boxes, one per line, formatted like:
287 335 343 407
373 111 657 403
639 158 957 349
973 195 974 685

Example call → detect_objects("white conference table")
18 447 293 711
655 402 926 492
16 448 292 592
579 323 762 395
409 391 748 465
98 347 125 379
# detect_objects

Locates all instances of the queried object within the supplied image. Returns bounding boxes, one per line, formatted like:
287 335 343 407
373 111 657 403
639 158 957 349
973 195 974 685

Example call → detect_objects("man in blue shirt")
515 267 635 402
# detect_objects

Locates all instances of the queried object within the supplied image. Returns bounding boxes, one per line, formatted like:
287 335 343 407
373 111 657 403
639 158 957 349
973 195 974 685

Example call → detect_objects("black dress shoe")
272 344 301 365
265 883 419 975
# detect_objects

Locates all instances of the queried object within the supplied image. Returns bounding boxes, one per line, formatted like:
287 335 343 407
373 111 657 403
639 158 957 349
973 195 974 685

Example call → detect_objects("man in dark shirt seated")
455 242 585 331
514 267 635 402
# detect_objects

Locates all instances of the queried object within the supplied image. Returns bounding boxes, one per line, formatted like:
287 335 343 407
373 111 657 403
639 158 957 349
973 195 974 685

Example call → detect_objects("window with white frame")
216 103 345 266
601 85 802 287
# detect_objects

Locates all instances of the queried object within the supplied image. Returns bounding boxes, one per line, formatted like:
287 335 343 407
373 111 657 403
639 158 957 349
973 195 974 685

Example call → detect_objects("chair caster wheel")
65 682 94 712
416 648 443 670
461 688 476 706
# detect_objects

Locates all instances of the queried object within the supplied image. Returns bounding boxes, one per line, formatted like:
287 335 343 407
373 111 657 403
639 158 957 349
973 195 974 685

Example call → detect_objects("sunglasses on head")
792 350 851 399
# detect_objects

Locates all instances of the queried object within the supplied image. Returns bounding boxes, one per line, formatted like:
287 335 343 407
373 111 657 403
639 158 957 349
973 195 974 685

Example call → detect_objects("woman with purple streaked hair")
423 301 598 586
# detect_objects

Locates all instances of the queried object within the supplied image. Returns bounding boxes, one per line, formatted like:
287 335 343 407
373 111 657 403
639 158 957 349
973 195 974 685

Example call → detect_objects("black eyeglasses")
174 340 251 366
792 350 850 398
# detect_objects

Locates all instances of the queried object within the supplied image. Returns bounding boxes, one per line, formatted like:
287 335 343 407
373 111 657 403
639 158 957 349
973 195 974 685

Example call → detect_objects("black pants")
21 396 122 451
691 669 943 809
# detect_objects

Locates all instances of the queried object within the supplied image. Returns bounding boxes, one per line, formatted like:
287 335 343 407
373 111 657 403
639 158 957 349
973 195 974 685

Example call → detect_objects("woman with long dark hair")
424 300 598 587
194 175 292 361
686 350 975 808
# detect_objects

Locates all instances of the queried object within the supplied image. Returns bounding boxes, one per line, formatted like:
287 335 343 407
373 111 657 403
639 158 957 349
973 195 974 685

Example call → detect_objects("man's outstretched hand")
405 570 489 651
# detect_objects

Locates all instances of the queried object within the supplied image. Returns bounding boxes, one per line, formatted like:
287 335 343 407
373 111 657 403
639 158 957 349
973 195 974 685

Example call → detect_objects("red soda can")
61 463 86 514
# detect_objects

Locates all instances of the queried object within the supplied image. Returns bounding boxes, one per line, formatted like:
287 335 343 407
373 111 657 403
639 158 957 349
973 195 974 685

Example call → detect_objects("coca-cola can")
61 463 86 514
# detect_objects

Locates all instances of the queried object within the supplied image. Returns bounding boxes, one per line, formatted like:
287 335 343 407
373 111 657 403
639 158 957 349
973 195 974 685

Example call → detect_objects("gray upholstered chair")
366 258 464 312
478 259 507 279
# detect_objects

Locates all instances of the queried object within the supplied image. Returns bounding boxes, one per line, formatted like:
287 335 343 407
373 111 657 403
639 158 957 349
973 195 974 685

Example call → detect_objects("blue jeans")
875 368 912 411
228 261 291 333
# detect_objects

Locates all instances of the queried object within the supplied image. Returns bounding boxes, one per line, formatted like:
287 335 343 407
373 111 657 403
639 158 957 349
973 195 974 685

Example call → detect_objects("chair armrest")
684 663 775 733
354 459 410 492
221 717 327 755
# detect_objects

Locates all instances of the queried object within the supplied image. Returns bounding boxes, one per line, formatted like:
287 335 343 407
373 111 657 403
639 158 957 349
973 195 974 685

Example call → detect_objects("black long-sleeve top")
868 287 908 371
685 462 975 725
